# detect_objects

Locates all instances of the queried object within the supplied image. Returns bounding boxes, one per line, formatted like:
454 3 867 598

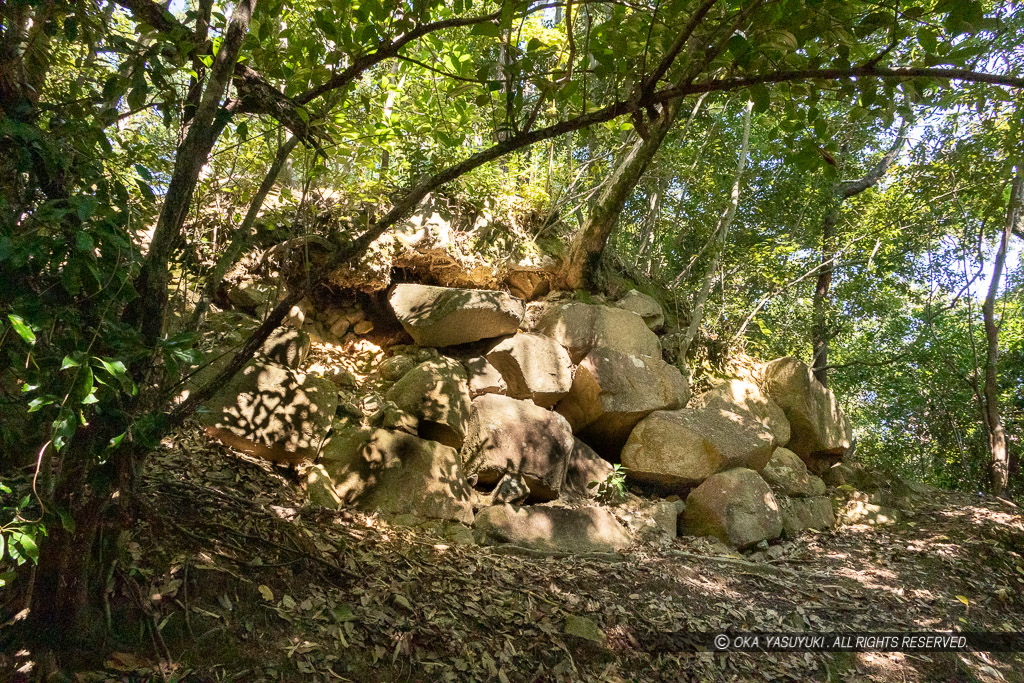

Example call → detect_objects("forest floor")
34 427 1024 683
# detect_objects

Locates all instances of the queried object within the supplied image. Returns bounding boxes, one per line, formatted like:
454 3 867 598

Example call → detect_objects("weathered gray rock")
317 429 474 523
375 354 418 382
260 326 311 369
527 301 662 363
763 357 852 472
380 403 419 434
385 357 471 449
319 418 373 465
225 282 273 310
461 355 507 398
761 447 827 498
306 464 342 508
820 462 850 487
461 394 574 501
491 472 530 505
633 500 679 544
200 360 337 463
695 379 790 447
621 406 774 489
682 468 783 549
563 438 614 498
779 495 835 537
473 504 632 553
556 348 689 458
614 290 664 330
485 332 573 407
839 491 900 526
389 284 524 347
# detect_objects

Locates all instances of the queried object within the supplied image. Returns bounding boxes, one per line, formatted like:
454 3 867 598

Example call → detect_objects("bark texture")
983 172 1022 496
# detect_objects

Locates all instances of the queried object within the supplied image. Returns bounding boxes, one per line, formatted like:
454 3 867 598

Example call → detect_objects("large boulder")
389 284 524 347
485 332 573 407
460 394 574 501
778 496 835 537
374 354 418 382
761 447 827 498
527 301 661 363
614 290 664 330
694 379 790 447
200 359 338 463
319 417 373 464
762 357 852 473
260 326 311 369
556 348 689 458
385 357 471 449
461 355 507 398
316 429 474 524
682 468 783 549
628 500 680 544
473 505 632 553
620 407 775 489
563 438 614 498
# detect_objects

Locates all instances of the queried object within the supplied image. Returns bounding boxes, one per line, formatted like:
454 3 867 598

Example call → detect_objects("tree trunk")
811 120 910 387
22 421 128 651
560 99 681 290
679 99 753 361
191 135 299 328
127 0 257 349
812 209 837 386
983 171 1022 496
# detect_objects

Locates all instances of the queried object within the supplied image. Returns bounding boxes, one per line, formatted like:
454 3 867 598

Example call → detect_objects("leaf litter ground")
65 427 1024 682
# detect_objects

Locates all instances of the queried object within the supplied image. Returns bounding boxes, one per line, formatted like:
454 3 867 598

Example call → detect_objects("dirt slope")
22 428 1023 683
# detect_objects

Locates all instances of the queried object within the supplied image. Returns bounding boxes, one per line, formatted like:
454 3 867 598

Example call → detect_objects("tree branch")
839 116 912 198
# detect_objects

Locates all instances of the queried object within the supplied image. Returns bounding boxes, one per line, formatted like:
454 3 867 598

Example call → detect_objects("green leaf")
7 314 36 345
917 28 937 54
13 532 38 563
57 508 76 533
564 615 605 643
76 231 94 252
471 21 501 38
749 84 771 114
75 196 98 221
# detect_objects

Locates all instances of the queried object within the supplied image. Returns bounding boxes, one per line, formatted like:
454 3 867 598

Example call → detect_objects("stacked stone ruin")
195 278 854 553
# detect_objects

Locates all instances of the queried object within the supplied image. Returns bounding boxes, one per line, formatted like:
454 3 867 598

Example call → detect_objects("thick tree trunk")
983 172 1022 496
22 422 129 651
560 99 681 290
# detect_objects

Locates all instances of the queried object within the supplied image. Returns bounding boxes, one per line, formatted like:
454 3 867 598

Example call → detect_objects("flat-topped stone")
389 284 524 347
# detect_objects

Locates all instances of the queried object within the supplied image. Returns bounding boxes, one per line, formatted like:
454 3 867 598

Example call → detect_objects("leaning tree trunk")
983 171 1022 496
560 99 682 290
811 119 910 387
678 99 753 361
